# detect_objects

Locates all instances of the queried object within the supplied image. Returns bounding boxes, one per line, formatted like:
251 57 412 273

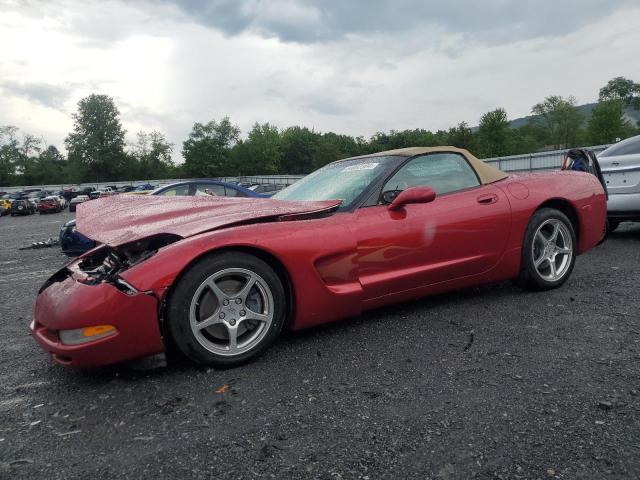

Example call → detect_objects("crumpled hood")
76 195 341 247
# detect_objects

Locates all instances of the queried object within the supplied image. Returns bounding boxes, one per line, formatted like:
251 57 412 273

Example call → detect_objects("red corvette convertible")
32 147 607 368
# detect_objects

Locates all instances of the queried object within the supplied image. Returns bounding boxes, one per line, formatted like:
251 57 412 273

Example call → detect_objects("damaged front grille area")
76 234 181 289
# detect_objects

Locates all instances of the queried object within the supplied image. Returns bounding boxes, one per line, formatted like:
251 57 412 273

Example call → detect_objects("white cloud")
0 0 639 162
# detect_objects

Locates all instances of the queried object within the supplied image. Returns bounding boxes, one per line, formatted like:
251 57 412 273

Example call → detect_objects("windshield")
273 156 398 206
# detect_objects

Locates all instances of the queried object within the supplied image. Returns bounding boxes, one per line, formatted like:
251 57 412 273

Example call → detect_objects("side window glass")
194 184 225 196
384 153 480 196
224 186 241 197
158 184 190 196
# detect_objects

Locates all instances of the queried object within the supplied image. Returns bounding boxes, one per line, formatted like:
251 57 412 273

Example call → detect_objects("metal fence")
0 144 612 193
483 144 610 172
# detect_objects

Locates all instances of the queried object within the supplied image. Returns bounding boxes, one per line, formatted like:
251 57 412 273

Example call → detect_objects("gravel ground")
0 210 639 480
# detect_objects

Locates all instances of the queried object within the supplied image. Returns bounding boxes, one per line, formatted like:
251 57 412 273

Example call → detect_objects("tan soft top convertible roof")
351 146 507 185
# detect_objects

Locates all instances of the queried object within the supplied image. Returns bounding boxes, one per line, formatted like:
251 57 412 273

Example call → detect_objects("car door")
356 152 511 300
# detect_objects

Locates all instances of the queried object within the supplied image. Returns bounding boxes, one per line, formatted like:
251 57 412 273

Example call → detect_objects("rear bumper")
607 193 640 220
38 205 58 212
32 271 164 368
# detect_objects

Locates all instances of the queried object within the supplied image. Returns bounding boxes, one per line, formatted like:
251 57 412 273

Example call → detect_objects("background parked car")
598 134 640 231
69 194 89 212
60 180 268 255
150 179 265 197
37 196 64 214
90 186 117 198
127 184 156 195
11 198 36 216
58 189 75 202
76 187 95 197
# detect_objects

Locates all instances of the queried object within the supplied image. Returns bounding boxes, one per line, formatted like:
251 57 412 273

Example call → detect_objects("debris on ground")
19 237 59 250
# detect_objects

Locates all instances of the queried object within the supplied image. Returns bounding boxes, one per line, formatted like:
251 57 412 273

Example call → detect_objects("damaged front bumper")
32 255 165 368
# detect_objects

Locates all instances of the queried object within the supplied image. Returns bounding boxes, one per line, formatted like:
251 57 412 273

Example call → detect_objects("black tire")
69 206 76 213
165 251 286 367
517 208 577 291
607 219 620 233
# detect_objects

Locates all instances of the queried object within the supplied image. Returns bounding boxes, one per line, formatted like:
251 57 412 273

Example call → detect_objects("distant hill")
507 102 640 129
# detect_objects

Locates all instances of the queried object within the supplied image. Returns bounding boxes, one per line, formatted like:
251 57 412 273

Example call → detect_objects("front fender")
119 215 363 329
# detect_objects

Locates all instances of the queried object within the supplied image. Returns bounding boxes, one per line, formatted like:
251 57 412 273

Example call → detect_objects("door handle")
477 193 498 205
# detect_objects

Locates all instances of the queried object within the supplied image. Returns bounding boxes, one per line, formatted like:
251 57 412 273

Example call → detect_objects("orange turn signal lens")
59 325 118 345
82 325 116 337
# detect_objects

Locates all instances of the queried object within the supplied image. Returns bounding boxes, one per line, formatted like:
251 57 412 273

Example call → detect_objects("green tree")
599 76 640 109
477 108 511 157
31 146 68 184
312 132 363 170
16 134 45 184
65 94 127 182
446 122 475 151
587 100 633 145
0 126 20 185
182 117 240 177
232 123 282 175
132 130 174 179
367 129 446 153
279 126 320 174
531 95 583 149
509 125 540 155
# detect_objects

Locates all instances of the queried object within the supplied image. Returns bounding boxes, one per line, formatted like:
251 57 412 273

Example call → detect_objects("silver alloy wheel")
532 218 573 282
189 267 274 357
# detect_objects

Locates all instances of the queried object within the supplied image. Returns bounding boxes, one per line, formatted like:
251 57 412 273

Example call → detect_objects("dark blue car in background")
59 180 269 256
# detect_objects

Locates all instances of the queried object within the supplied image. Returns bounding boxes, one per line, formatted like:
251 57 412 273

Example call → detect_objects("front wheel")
517 208 576 291
165 252 286 367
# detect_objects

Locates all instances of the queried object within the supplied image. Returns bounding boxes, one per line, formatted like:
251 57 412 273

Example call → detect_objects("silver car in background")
598 135 640 231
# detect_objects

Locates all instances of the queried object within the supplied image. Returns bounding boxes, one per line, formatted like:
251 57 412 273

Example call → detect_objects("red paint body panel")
32 276 164 367
355 183 511 300
76 195 341 247
494 171 606 255
33 168 606 368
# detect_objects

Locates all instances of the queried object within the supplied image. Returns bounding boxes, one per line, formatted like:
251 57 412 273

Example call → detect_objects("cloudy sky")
1 0 640 160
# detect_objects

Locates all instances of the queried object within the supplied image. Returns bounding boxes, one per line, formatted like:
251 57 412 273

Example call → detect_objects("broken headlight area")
74 234 181 291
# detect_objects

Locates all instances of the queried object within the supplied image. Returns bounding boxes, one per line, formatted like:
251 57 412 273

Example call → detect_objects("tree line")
1 76 639 187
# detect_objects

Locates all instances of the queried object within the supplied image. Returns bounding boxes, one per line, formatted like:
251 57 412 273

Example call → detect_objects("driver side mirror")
384 186 436 210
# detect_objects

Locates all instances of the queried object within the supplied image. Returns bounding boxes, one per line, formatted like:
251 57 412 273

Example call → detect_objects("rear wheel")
517 208 576 290
166 252 286 367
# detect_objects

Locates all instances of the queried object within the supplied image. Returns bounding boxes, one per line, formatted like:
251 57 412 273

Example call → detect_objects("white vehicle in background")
53 195 67 209
69 195 89 213
598 135 640 231
89 186 117 199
